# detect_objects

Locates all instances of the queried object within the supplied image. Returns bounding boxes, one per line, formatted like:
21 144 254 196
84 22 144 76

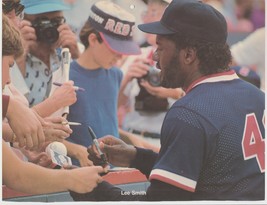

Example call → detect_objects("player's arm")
88 136 158 177
129 147 158 178
145 179 193 200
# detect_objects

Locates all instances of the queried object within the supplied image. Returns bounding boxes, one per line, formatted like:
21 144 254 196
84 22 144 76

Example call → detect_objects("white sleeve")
10 63 30 96
230 28 265 66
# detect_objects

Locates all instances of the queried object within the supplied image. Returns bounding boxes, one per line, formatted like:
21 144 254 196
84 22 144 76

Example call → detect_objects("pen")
100 168 135 176
87 126 108 165
62 121 82 126
53 82 85 92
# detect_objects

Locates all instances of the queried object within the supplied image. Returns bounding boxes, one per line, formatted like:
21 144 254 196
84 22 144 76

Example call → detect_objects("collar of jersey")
185 70 239 93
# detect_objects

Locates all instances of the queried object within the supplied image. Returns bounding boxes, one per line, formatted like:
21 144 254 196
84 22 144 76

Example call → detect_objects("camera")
135 66 168 112
32 17 65 44
142 66 161 87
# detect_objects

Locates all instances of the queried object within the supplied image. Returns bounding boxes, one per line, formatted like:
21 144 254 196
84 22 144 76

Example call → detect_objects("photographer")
13 0 79 114
118 0 184 148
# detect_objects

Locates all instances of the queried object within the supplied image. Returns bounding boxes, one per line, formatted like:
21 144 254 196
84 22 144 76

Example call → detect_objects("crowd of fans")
2 0 265 202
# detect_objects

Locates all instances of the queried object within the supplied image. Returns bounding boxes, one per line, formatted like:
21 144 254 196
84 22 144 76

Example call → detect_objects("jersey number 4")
242 113 265 173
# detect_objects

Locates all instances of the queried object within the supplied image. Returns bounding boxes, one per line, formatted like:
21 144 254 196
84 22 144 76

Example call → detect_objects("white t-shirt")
231 27 265 90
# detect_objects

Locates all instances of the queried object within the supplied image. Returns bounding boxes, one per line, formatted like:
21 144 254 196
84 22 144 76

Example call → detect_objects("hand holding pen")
87 126 108 167
61 121 82 126
53 82 85 92
50 81 78 108
87 135 137 168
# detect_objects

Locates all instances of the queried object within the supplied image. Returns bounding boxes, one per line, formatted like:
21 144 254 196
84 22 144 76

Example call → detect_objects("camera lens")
35 26 59 44
33 18 60 44
42 27 59 44
146 66 161 87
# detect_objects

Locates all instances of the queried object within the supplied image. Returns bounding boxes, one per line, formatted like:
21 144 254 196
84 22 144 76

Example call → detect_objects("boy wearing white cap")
66 1 140 166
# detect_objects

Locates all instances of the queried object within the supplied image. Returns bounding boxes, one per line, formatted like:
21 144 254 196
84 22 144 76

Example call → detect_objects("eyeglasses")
3 0 25 16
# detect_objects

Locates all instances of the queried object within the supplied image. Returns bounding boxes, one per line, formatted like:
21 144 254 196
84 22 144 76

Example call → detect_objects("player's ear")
183 47 197 65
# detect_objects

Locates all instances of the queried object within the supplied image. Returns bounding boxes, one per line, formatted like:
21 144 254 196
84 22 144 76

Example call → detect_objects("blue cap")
21 0 70 14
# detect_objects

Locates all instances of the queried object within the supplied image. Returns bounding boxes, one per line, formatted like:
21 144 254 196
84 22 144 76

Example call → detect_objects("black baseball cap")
138 0 227 43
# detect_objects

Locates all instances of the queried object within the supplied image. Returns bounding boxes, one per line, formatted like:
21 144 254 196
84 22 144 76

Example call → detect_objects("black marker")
88 126 108 165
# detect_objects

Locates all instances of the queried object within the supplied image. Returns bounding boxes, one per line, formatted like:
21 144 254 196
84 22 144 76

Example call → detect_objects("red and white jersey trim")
149 169 196 192
186 70 239 93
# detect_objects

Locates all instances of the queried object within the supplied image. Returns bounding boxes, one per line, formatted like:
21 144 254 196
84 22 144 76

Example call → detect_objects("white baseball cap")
88 1 140 55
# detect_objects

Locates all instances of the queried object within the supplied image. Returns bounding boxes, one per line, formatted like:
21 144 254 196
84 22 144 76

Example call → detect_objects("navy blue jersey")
150 70 265 200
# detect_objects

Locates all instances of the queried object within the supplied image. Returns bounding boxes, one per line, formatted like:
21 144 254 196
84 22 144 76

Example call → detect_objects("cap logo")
90 11 104 24
84 1 140 55
105 19 133 37
89 4 135 40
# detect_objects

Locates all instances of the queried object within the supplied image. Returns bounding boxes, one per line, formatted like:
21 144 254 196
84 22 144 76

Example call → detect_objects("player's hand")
87 135 137 167
56 23 81 59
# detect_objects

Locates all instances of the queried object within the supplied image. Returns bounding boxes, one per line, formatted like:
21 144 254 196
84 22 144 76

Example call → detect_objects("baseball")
45 142 67 156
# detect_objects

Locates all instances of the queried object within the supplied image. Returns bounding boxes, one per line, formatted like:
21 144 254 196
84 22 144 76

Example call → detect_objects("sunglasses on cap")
3 0 24 16
32 16 66 28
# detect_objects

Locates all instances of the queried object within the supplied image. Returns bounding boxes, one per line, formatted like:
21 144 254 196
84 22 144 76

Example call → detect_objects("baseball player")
70 0 265 201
